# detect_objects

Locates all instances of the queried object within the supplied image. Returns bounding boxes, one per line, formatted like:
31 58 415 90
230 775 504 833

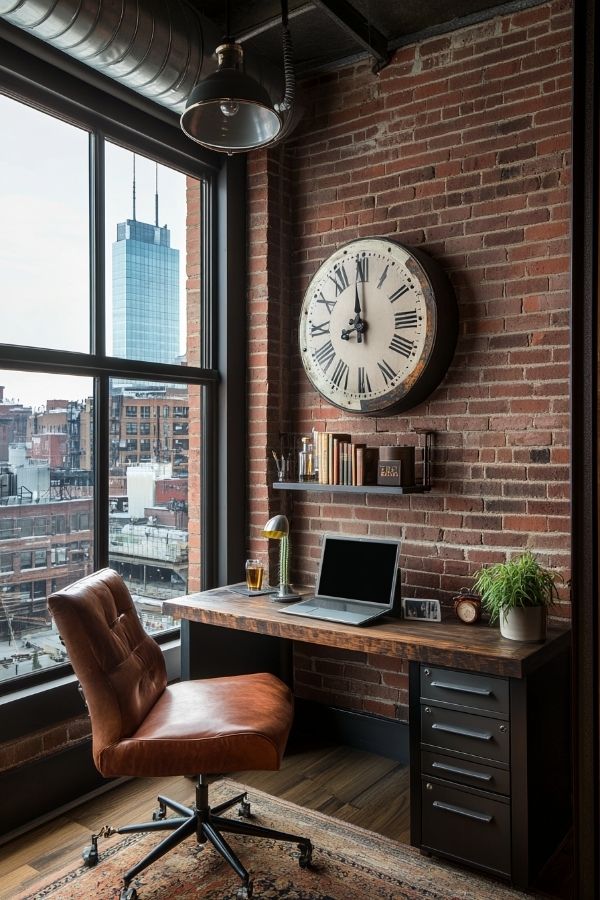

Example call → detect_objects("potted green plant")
473 552 561 642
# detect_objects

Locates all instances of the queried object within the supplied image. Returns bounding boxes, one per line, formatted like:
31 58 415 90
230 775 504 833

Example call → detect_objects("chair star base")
84 776 313 900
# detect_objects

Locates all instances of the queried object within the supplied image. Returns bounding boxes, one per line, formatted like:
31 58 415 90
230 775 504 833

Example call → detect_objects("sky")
0 92 189 408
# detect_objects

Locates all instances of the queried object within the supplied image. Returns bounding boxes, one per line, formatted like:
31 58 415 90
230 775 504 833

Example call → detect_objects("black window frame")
0 32 246 789
0 41 226 701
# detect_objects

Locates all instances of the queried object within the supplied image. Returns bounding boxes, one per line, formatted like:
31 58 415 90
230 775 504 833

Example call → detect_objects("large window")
0 89 216 690
0 98 89 352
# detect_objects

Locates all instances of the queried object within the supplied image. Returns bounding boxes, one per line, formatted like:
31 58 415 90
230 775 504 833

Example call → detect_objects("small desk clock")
453 589 482 624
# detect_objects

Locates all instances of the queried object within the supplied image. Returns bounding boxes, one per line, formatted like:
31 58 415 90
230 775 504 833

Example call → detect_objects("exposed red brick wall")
247 148 295 576
248 0 572 722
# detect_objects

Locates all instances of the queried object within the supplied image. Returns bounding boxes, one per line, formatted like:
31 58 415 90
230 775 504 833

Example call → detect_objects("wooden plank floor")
0 737 569 899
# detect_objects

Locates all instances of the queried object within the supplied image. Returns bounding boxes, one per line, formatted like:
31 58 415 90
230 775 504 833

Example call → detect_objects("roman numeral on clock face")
314 339 336 372
331 358 349 390
357 366 372 394
377 264 389 289
355 256 368 283
394 309 418 329
378 358 397 386
389 284 410 303
389 334 414 358
328 264 349 296
310 321 330 337
316 291 336 315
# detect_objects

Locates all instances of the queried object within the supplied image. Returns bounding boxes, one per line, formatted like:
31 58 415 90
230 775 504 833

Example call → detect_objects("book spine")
319 432 326 484
333 438 339 485
356 446 364 486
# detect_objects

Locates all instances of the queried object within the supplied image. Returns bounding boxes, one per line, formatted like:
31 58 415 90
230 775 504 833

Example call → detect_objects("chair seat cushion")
97 673 294 777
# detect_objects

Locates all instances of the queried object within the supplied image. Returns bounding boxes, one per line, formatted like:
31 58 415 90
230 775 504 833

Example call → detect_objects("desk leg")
181 620 293 685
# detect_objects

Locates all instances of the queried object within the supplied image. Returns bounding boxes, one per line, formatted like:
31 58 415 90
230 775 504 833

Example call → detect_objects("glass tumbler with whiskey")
245 559 264 593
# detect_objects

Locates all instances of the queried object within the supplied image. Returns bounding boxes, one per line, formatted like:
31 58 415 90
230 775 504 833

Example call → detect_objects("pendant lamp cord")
275 0 295 114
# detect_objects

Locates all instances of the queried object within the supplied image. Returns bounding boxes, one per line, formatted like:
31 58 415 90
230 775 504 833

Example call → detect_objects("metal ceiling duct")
0 0 238 113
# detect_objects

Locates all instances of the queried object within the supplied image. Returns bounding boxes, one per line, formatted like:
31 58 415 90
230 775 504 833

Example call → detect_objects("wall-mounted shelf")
272 482 431 495
272 431 434 496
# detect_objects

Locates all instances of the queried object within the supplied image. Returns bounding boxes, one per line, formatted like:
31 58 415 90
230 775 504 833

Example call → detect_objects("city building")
0 387 31 462
0 495 93 675
112 218 180 366
109 388 189 476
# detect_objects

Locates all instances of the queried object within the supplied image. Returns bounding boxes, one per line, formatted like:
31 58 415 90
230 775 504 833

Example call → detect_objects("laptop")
280 533 401 626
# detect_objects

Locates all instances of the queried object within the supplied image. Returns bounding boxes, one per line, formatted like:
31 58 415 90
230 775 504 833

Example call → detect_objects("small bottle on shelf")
298 436 315 482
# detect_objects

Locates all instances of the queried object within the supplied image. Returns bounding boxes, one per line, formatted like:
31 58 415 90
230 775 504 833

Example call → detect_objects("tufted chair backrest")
48 568 167 772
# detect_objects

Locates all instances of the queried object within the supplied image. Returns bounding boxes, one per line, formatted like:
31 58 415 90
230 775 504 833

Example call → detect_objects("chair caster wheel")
82 844 98 867
120 887 138 900
236 880 253 899
237 799 251 818
298 840 313 868
152 804 167 821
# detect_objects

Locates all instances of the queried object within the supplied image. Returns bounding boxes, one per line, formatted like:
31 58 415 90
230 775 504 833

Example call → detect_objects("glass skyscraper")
112 219 180 365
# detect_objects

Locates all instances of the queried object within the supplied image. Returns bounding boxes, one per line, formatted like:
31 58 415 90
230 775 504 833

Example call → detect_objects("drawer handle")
431 722 493 741
431 761 492 782
433 800 493 824
430 680 492 697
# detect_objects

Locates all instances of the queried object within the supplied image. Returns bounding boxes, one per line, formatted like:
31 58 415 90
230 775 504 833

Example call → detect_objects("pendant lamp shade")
180 42 282 153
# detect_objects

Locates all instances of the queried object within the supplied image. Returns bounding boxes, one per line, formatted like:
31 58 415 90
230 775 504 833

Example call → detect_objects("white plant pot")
499 606 547 642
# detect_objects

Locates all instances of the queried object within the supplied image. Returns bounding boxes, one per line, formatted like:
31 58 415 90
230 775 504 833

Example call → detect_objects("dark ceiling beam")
311 0 390 70
389 0 549 50
235 2 314 43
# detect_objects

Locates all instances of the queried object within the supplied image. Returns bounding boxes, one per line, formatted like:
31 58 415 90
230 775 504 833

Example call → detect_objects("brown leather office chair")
48 568 312 900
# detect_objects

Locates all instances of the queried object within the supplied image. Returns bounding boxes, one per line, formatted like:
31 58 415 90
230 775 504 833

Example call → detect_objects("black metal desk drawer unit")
410 652 571 890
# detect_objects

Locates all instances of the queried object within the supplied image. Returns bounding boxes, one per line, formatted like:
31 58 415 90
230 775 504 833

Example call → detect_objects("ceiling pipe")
0 0 288 117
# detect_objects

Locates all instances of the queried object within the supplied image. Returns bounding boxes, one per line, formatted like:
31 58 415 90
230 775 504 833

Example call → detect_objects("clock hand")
354 284 363 343
341 315 368 341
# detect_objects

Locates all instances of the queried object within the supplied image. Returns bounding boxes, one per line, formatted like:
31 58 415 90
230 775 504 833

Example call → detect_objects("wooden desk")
164 587 571 890
164 585 569 677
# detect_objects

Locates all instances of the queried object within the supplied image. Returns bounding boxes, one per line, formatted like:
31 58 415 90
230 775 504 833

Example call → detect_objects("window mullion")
90 130 105 357
94 376 109 568
91 131 108 568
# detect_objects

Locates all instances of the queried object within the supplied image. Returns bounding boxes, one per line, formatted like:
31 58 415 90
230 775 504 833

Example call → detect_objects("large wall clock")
299 237 458 416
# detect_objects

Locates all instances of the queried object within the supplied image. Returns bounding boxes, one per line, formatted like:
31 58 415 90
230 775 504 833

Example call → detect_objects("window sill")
0 638 181 743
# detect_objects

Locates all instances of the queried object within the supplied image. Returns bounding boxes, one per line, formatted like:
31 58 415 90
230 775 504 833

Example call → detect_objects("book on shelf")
310 433 384 486
313 431 351 484
354 443 366 486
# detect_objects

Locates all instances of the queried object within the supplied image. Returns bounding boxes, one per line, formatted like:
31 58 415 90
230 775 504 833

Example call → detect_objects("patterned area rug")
17 779 529 900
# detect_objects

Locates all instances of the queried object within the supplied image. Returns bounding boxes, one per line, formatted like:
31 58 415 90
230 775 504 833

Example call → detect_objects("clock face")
455 597 481 624
299 238 458 415
457 600 477 623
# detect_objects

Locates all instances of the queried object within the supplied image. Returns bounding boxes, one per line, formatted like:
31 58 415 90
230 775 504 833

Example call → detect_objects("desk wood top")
164 586 570 679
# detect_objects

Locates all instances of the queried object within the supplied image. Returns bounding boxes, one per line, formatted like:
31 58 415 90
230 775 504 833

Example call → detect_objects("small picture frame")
402 597 442 622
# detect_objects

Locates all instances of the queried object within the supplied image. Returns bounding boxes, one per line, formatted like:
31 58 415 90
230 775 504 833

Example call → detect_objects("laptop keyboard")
280 599 385 625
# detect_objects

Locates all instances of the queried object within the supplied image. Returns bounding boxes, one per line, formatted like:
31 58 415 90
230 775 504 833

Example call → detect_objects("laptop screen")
316 534 400 607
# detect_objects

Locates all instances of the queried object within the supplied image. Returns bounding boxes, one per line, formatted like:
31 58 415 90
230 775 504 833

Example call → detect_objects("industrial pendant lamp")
181 0 294 154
